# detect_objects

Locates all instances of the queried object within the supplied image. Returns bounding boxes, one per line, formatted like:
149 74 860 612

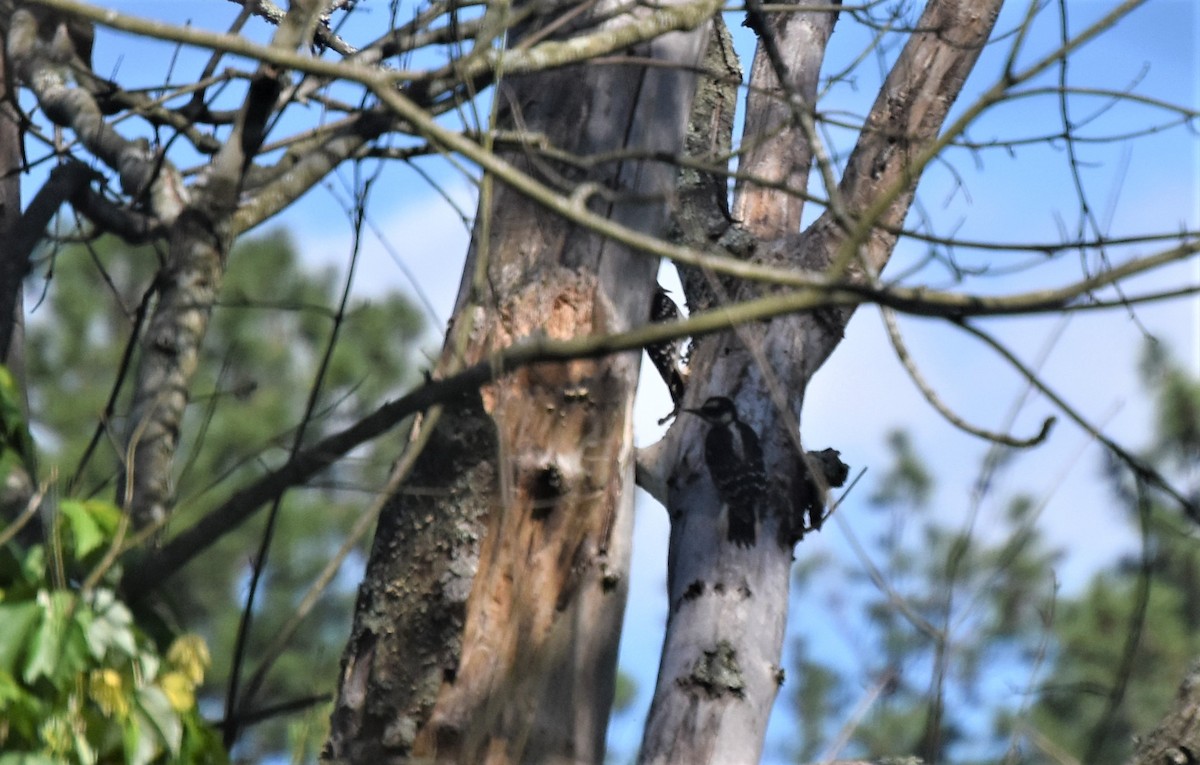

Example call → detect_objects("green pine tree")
1028 342 1200 764
788 341 1200 765
789 429 1061 764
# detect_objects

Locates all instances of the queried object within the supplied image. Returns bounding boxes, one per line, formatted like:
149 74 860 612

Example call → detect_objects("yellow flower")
159 671 196 712
88 669 129 718
40 715 72 754
166 634 211 685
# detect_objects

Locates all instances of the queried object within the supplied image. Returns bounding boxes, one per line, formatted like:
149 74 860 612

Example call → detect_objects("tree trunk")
327 3 715 763
0 26 35 532
639 1 1002 762
0 30 22 380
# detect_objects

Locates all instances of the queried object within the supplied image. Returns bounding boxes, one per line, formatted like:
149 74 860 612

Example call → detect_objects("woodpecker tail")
727 507 756 547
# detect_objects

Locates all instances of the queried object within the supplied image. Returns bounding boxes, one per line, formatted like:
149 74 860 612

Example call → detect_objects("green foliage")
1026 344 1200 765
1030 574 1200 763
0 365 36 483
1141 339 1200 466
789 635 845 763
868 430 932 509
790 428 1063 762
0 489 225 764
21 231 424 760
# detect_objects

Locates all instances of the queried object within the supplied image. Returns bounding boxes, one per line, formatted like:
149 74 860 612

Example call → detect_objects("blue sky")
18 1 1200 762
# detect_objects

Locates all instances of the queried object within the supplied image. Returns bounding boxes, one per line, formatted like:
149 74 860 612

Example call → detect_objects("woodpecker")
684 396 767 547
647 286 688 411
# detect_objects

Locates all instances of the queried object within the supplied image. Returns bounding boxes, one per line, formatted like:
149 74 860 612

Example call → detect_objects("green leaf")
84 589 138 660
71 722 99 765
18 546 45 586
0 365 37 479
131 685 182 765
60 500 107 559
122 709 151 765
83 499 123 537
0 667 21 702
0 601 40 673
0 542 28 590
23 591 88 685
179 714 231 765
0 668 45 745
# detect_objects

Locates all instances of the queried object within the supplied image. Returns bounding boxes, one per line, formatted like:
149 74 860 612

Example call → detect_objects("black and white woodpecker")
683 396 767 547
647 286 688 412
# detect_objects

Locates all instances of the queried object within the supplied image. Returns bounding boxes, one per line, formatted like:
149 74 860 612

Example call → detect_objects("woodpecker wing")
703 418 766 547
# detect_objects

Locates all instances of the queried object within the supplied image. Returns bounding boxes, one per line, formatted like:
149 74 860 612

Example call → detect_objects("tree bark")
0 27 23 379
327 3 716 763
0 22 35 533
116 1 321 525
640 2 1002 762
1126 659 1200 765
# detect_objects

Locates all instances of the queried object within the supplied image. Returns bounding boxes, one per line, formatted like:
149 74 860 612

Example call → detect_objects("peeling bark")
670 16 743 315
328 3 714 762
325 394 499 762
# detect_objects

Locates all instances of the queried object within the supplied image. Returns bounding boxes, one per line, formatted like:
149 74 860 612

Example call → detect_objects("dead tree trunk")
638 2 1003 762
326 3 716 763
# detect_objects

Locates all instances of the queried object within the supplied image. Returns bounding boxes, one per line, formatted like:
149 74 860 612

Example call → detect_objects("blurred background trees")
782 343 1200 764
18 230 422 761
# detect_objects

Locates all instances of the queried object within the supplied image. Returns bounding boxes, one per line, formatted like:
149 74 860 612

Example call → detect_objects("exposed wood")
327 3 716 762
324 395 499 763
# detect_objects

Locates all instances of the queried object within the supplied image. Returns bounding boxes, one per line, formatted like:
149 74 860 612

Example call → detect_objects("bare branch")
5 6 189 220
959 321 1198 520
119 0 336 526
880 306 1056 448
828 0 1004 274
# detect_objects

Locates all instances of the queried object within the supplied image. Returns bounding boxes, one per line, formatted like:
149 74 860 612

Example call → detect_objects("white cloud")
297 182 475 331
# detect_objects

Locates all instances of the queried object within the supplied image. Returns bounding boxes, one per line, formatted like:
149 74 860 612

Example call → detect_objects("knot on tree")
683 640 745 699
788 447 849 542
526 462 566 519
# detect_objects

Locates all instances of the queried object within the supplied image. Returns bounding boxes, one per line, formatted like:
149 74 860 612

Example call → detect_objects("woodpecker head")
683 396 739 425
